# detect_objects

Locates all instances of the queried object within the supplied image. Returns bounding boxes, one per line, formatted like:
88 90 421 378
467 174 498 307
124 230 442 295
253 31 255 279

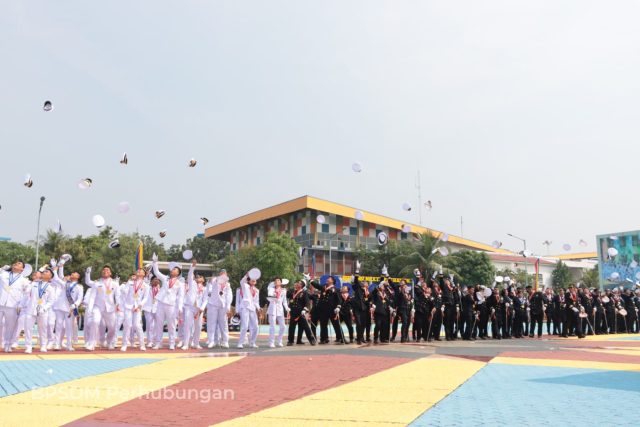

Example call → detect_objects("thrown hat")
120 152 128 165
43 100 53 112
109 239 120 249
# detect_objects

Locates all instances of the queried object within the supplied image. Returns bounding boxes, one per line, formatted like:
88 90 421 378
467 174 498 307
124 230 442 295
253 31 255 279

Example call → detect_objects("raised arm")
84 267 96 288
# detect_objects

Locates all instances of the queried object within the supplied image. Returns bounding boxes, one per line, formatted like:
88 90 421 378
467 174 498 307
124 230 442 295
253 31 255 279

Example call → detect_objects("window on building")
301 225 306 235
256 237 261 245
350 226 357 236
322 224 329 233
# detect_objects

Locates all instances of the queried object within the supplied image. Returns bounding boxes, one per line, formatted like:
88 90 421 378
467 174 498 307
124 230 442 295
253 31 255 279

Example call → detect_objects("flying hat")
60 254 72 263
351 162 363 173
579 239 587 247
563 243 571 251
23 264 33 277
200 217 209 226
120 153 128 165
424 200 432 211
77 178 93 190
188 158 197 167
354 210 364 221
248 268 261 280
316 214 326 224
92 214 105 228
159 230 167 238
155 210 166 219
441 233 449 242
24 174 33 188
377 232 388 246
492 240 502 249
43 100 53 112
109 239 120 249
402 224 411 233
438 247 449 256
608 247 618 257
402 202 412 212
182 250 193 260
117 201 130 213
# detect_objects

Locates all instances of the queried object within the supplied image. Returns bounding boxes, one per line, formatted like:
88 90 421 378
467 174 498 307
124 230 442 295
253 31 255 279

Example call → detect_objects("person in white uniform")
11 270 40 348
267 277 290 348
142 276 159 347
120 269 148 351
151 254 184 350
22 267 56 353
205 268 232 349
193 275 206 349
84 265 120 350
0 260 31 352
237 271 261 349
51 261 83 351
181 260 203 350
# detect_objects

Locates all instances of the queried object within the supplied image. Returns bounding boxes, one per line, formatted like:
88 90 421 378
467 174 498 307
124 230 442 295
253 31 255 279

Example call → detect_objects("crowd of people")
1 255 639 354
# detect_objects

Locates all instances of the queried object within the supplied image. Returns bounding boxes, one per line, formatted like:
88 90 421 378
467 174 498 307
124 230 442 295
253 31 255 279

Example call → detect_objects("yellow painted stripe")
215 356 485 427
491 356 640 372
583 333 639 341
575 348 640 356
0 352 202 361
0 356 243 426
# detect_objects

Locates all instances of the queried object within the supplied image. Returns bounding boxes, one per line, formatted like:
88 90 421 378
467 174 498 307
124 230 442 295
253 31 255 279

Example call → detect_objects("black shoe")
287 342 294 346
296 341 306 345
310 340 317 346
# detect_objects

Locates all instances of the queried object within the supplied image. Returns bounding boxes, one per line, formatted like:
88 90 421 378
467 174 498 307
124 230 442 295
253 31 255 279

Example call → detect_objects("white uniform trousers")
181 307 199 348
122 309 144 347
54 310 76 349
24 312 50 350
154 301 177 347
47 309 56 347
0 306 18 350
268 314 286 346
143 310 156 345
207 305 229 345
88 307 116 348
238 308 258 346
12 314 25 345
115 310 124 343
83 309 93 346
193 312 203 346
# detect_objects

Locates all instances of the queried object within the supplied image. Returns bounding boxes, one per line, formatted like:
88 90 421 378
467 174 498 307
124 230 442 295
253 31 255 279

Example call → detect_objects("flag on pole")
534 258 540 291
135 241 144 270
310 251 316 278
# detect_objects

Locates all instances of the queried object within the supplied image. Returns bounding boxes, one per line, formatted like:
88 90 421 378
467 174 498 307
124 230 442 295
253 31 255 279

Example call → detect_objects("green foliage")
0 241 36 266
355 240 414 277
581 264 599 288
551 260 572 289
445 250 495 286
166 236 229 264
390 233 448 277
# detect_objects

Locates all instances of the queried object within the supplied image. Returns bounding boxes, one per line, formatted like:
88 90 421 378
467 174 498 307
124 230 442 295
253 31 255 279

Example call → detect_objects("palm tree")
392 233 455 277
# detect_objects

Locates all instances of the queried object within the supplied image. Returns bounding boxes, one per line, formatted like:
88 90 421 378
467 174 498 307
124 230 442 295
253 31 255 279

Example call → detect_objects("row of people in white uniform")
1 256 292 352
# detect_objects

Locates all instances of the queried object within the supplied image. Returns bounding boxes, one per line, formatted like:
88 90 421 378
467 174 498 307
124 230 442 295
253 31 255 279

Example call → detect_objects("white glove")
301 309 307 316
86 266 92 275
411 308 415 313
50 258 57 267
334 308 340 314
58 258 66 266
355 260 361 274
1 265 10 271
152 253 158 262
526 307 530 311
505 303 510 307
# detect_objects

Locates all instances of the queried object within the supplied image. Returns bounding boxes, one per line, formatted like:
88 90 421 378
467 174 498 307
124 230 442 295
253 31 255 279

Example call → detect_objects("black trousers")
393 309 409 341
462 313 474 339
319 314 342 342
290 315 315 344
414 312 427 341
545 308 553 334
340 313 354 341
444 305 456 339
430 311 443 340
529 312 543 337
491 313 502 338
513 311 525 337
478 305 489 338
353 310 367 342
374 312 390 341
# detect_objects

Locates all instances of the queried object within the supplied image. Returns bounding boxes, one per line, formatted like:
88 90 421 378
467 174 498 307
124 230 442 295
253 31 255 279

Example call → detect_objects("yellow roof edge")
548 252 598 260
205 195 511 253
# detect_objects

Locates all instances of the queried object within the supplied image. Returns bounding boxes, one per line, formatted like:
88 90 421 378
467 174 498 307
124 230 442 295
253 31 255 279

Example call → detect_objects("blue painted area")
410 364 640 426
0 358 161 397
609 336 640 341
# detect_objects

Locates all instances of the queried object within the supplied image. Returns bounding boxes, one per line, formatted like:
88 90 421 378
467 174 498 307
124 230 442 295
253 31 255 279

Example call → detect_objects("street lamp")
35 196 46 268
329 227 348 276
507 233 528 286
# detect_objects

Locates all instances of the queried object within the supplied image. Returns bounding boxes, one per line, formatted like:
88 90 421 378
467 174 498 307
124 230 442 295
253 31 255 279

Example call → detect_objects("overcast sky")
1 1 639 255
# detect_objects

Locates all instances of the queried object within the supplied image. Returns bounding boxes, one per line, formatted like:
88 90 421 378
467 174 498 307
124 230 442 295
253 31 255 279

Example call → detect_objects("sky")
2 0 640 256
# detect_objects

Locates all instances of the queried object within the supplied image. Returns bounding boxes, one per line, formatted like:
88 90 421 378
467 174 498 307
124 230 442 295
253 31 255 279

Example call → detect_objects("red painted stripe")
66 354 410 427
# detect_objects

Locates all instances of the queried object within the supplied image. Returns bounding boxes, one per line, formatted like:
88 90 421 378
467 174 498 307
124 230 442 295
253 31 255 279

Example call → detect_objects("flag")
310 251 316 278
134 241 144 270
534 258 540 291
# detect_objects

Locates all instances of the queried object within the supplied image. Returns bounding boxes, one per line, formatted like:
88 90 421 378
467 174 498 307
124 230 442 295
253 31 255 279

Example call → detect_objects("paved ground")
1 330 639 426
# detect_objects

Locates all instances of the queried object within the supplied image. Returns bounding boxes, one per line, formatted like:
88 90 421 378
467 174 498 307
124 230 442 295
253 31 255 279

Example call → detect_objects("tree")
354 240 414 277
0 241 36 266
551 260 571 289
391 233 451 278
581 265 599 288
445 250 495 286
166 236 229 264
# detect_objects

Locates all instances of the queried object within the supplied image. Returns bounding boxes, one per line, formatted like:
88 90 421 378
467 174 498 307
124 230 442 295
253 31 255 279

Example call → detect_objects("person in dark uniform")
500 289 512 339
544 287 554 335
527 285 547 338
487 288 502 339
461 286 475 340
337 285 353 343
316 276 342 344
622 289 637 333
351 274 369 344
554 289 566 336
387 280 398 342
512 288 526 338
372 279 391 343
392 280 412 343
476 286 489 340
592 289 605 334
287 280 316 346
413 280 429 342
306 282 321 341
441 276 456 341
603 290 616 334
429 283 444 341
565 285 585 338
579 287 594 335
452 281 463 339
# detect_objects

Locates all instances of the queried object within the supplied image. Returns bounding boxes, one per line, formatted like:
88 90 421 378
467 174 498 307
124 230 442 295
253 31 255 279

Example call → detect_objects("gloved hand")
50 258 57 268
86 266 92 275
152 253 158 262
334 308 340 314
